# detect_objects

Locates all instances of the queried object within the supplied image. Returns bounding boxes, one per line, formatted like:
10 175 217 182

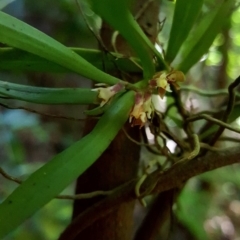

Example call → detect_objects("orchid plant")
0 0 237 238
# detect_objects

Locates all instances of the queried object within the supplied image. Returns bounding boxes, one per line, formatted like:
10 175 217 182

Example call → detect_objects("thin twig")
0 167 22 184
59 146 240 239
0 102 88 121
76 0 106 52
0 167 111 200
135 174 148 207
56 190 113 200
150 114 188 151
170 85 194 145
135 0 154 20
193 109 219 115
148 118 177 161
158 121 189 150
209 76 240 145
164 102 175 118
187 114 240 134
177 134 200 163
153 133 170 159
180 86 231 97
200 143 222 152
141 128 162 155
218 137 240 142
122 125 179 157
122 127 154 147
194 101 240 120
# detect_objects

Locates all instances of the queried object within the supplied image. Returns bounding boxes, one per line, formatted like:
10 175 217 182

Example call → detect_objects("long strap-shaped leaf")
0 80 98 104
175 0 235 73
0 11 119 85
165 0 204 63
89 0 167 77
0 47 142 73
0 90 135 238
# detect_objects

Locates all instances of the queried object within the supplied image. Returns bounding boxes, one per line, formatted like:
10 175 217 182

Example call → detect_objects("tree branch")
208 75 240 145
59 146 240 239
187 114 240 134
0 167 113 200
180 86 229 97
0 102 88 121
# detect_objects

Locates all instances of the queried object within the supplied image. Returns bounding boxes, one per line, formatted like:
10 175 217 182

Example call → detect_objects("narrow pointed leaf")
0 91 135 238
76 0 103 46
73 48 142 73
0 80 98 104
0 47 141 73
0 11 120 85
165 0 203 63
89 0 167 77
175 0 235 73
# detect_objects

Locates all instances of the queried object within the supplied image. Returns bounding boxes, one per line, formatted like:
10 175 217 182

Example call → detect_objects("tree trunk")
72 122 140 239
70 1 160 239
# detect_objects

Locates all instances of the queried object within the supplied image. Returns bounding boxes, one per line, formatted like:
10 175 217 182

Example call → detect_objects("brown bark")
68 1 161 240
71 121 140 240
133 190 176 240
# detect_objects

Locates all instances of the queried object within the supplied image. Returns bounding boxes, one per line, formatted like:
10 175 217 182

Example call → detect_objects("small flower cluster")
129 70 185 127
129 92 153 128
149 70 185 99
92 70 185 128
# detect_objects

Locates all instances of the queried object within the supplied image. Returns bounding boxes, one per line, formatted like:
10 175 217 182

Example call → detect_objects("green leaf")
0 90 135 238
0 80 98 105
175 0 235 73
89 0 167 77
165 0 203 63
0 47 142 73
73 48 142 73
0 11 120 85
76 0 103 45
